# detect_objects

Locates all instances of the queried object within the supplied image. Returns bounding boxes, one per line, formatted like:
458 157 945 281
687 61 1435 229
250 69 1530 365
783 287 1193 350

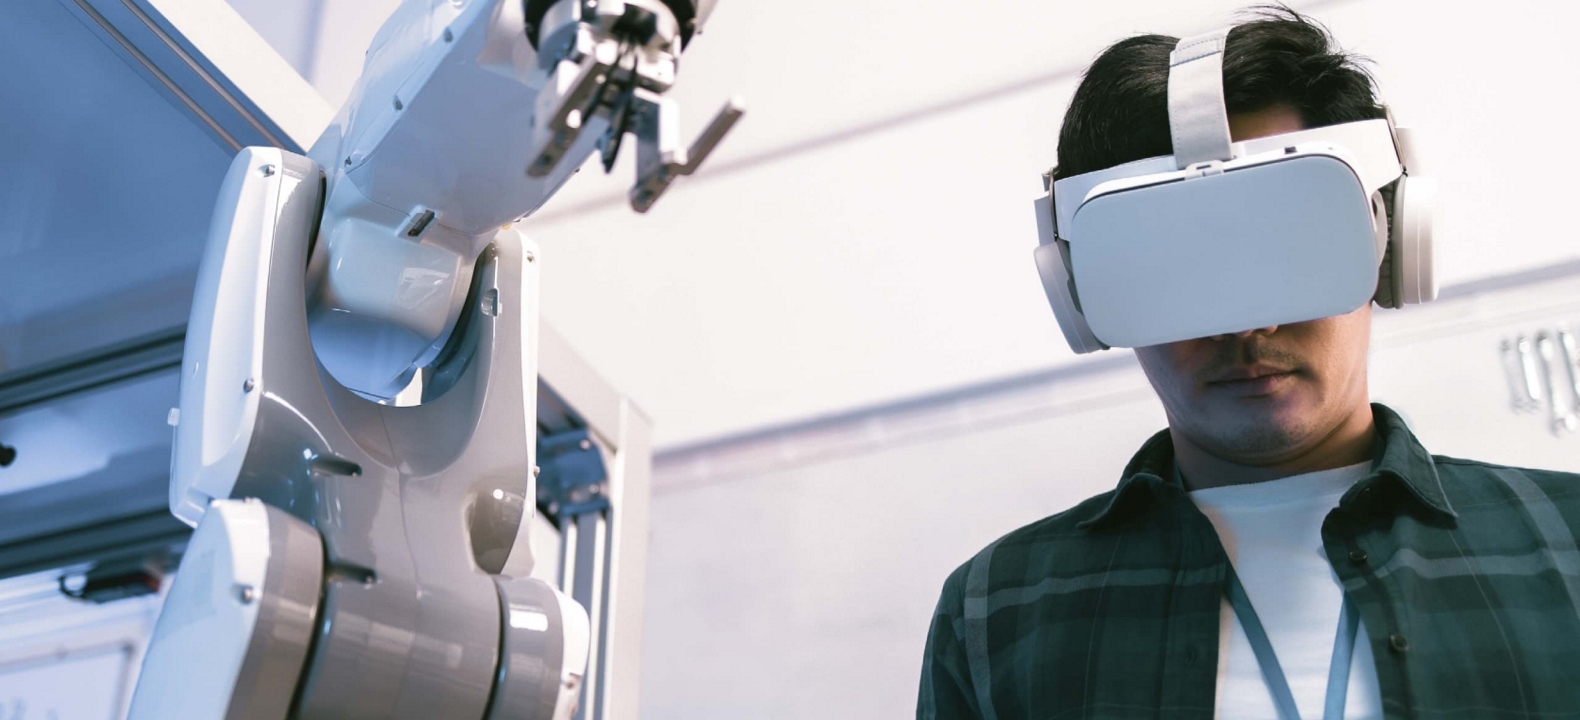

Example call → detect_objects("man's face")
1133 104 1374 465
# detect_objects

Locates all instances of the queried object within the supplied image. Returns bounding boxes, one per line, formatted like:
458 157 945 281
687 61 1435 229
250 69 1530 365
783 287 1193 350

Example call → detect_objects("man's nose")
1213 326 1279 340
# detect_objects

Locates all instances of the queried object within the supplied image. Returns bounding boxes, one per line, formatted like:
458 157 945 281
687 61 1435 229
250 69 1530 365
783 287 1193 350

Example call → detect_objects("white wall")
646 393 1166 719
223 0 1580 448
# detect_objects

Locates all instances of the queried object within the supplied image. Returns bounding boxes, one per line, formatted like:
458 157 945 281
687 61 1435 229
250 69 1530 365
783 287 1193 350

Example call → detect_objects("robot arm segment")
307 0 741 398
138 1 741 716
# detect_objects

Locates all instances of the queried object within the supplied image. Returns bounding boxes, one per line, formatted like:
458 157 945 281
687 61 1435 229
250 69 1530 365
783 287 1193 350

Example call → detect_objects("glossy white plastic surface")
304 0 605 398
305 175 478 397
1397 175 1438 305
1033 116 1445 352
488 577 591 720
496 229 544 581
169 148 281 526
1049 119 1396 240
1393 127 1438 305
553 588 591 720
1069 152 1380 348
1050 119 1402 239
128 499 323 720
160 142 572 718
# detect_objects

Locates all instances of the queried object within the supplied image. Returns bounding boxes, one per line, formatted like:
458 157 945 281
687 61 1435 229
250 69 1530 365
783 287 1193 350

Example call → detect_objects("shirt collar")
1366 403 1458 520
1078 403 1455 532
1075 429 1177 531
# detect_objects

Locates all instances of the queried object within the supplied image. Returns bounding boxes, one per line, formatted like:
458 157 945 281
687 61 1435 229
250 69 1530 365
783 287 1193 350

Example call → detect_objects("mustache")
1197 338 1306 384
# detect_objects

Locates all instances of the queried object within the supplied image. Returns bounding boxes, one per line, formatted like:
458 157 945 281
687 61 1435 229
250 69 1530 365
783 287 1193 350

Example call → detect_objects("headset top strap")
1168 27 1233 169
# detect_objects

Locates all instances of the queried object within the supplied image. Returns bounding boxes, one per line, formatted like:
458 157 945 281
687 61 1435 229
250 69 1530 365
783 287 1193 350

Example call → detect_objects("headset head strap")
1168 27 1233 169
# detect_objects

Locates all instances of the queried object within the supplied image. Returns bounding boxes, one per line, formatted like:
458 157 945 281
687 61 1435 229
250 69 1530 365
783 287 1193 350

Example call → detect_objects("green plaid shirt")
919 404 1580 720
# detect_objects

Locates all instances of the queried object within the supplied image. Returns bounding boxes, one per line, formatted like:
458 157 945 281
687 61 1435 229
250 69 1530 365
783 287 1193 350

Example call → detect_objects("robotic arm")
128 2 740 718
307 0 742 398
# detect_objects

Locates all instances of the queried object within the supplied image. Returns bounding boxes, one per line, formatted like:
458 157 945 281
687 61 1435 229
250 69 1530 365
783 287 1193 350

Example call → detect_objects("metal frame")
0 566 167 720
0 510 189 584
52 0 329 153
0 330 190 580
538 324 654 720
0 327 184 418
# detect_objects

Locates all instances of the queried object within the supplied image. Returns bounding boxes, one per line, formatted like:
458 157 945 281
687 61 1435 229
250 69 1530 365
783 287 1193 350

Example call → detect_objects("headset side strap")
1168 28 1233 169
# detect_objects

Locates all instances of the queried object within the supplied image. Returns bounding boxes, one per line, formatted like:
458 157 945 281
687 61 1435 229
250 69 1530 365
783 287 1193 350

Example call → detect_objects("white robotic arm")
306 0 742 398
129 1 739 718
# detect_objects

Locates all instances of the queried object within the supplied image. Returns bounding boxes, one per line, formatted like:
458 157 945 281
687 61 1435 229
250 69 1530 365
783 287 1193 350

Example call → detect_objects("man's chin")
1198 402 1317 462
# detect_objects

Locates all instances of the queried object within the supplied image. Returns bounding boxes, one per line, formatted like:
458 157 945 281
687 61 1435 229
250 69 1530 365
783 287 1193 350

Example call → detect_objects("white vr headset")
1033 27 1437 354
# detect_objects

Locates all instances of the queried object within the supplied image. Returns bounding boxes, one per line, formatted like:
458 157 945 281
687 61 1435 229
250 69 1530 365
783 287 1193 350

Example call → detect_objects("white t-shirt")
1188 461 1384 720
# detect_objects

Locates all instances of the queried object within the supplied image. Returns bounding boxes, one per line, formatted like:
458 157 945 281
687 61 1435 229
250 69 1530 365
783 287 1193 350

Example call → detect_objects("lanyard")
1224 567 1362 720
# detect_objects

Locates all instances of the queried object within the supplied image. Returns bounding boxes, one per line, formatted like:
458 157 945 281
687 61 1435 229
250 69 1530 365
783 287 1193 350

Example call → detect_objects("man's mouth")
1208 364 1297 384
1205 364 1300 396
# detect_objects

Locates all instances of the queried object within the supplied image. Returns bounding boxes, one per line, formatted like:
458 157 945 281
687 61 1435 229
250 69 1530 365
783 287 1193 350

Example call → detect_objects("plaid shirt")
919 404 1580 720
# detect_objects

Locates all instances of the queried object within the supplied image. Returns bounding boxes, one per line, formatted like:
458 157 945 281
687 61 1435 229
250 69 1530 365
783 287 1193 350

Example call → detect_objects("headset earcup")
1392 175 1438 304
1033 240 1106 354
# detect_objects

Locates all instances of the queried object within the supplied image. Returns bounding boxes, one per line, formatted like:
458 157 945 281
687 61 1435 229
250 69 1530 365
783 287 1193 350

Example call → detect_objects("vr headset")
1033 27 1437 354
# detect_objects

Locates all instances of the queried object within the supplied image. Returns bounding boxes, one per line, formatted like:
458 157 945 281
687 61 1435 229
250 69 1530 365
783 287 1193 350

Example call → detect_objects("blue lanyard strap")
1224 566 1362 720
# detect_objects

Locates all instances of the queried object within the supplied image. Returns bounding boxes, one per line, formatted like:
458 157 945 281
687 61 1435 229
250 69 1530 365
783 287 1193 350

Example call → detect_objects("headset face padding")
1371 189 1398 309
1032 195 1106 353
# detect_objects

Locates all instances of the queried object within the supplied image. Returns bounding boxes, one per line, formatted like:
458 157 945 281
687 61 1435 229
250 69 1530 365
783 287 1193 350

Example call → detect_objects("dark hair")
1053 6 1384 180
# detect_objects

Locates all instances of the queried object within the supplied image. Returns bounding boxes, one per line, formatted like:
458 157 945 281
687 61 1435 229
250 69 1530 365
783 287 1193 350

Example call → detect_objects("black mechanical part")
0 442 14 467
524 0 699 49
535 428 610 526
596 44 641 173
610 2 660 45
597 89 633 172
59 555 166 604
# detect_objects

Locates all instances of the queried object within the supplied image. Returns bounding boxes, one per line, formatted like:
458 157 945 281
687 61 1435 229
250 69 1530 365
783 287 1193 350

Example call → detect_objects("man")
918 9 1580 720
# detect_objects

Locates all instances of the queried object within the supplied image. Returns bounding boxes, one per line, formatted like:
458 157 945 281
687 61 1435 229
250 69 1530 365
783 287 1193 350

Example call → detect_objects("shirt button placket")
1389 633 1410 654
